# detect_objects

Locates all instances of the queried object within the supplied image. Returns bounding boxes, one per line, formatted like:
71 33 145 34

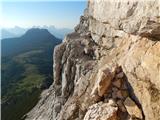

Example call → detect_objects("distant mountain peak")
23 28 55 39
1 26 73 39
2 27 61 57
25 28 50 35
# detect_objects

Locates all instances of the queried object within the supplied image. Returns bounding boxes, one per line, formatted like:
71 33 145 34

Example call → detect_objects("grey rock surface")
26 0 160 120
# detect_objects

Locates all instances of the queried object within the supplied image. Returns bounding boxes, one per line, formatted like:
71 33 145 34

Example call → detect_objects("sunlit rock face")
88 0 160 39
26 0 160 120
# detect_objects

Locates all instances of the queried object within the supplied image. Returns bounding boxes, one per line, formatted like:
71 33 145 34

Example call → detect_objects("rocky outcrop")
26 0 160 120
84 100 118 120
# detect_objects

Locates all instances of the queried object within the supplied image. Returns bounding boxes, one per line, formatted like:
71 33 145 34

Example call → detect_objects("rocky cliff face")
26 0 160 120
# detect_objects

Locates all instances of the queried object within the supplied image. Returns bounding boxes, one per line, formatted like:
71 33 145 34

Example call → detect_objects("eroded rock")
84 100 118 120
91 67 114 97
26 0 160 120
124 97 143 119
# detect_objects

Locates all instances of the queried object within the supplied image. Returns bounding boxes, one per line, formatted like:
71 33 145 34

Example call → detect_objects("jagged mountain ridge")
1 26 73 39
26 0 160 120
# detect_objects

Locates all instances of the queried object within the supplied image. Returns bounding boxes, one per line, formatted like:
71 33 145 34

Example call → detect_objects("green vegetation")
1 28 61 120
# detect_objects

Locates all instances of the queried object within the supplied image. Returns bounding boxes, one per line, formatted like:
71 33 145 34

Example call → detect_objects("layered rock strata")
26 0 160 120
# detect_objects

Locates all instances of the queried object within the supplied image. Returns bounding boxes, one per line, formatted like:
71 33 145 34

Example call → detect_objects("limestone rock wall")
26 0 160 120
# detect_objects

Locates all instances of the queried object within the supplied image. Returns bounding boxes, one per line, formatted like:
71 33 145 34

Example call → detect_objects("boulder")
84 100 118 120
91 67 114 97
124 97 143 119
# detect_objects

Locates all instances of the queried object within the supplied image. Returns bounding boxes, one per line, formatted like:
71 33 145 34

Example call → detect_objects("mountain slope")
26 0 160 120
1 28 61 120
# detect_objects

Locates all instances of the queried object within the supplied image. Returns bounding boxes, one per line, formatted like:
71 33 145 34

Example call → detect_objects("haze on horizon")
1 1 87 29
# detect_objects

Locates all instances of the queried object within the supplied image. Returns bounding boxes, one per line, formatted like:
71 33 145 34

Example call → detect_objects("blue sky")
1 1 87 28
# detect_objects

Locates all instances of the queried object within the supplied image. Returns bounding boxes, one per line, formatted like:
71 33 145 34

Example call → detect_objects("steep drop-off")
26 0 160 120
1 28 61 120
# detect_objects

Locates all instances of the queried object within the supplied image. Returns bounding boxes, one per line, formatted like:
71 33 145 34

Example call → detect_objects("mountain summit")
1 26 73 39
2 28 61 57
24 28 54 38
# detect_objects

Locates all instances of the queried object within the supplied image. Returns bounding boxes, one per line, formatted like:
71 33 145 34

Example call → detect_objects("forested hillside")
1 28 61 120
